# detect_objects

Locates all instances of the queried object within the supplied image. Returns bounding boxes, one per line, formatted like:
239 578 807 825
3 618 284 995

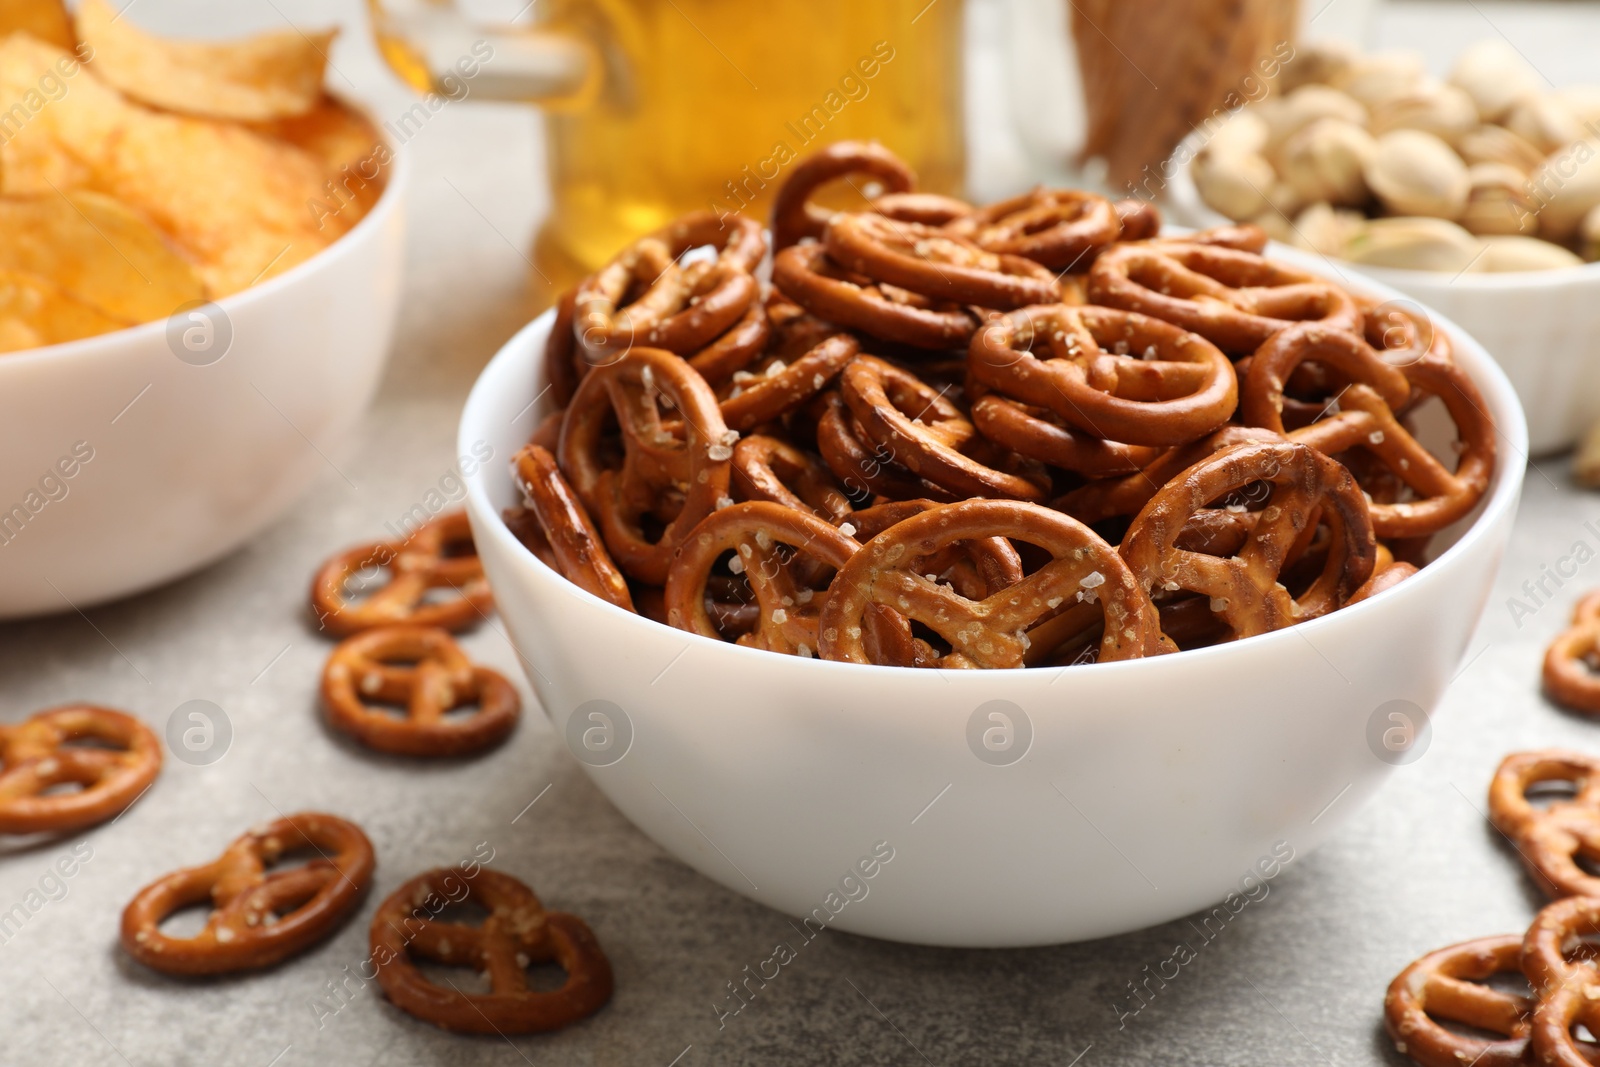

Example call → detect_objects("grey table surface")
4 2 1600 1064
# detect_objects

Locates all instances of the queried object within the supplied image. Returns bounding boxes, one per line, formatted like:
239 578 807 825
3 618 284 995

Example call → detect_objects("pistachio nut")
1476 234 1584 272
1264 85 1368 154
1461 162 1540 236
1279 39 1357 93
1529 140 1600 242
1292 202 1367 257
1448 39 1543 121
1248 209 1297 246
1365 130 1471 219
1330 52 1426 110
1340 217 1483 272
1457 123 1549 175
1280 118 1377 206
1193 149 1277 221
1558 85 1600 131
1205 109 1270 159
1368 82 1479 141
1503 93 1584 155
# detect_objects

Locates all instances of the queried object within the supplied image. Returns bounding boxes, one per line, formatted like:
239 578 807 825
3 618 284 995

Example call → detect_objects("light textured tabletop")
3 2 1599 1064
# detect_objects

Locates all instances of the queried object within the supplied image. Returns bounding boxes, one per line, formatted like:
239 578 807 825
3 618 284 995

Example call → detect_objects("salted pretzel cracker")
1383 935 1536 1067
122 813 374 976
814 392 955 503
371 865 612 1035
1121 440 1376 639
970 304 1238 446
575 213 764 362
823 212 1063 310
819 499 1159 668
869 191 974 226
665 501 878 657
322 625 521 758
512 444 634 610
687 298 771 385
772 243 981 350
311 510 492 637
1346 561 1417 605
719 333 859 431
1088 242 1362 353
558 347 734 584
945 187 1120 270
1489 750 1600 838
1112 199 1162 244
969 392 1161 477
1545 593 1600 715
731 435 853 523
1055 425 1284 527
0 705 161 835
841 355 1048 501
770 139 917 251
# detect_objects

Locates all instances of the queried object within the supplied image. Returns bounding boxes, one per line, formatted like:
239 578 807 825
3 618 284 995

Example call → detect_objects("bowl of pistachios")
1166 39 1600 454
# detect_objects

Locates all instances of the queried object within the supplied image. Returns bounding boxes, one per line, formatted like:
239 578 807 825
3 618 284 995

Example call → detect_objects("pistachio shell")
1340 217 1482 272
1265 85 1368 154
1368 83 1479 141
1365 130 1471 219
1292 202 1367 256
1476 234 1584 272
1503 93 1584 155
1279 39 1357 93
1529 140 1600 242
1583 204 1600 262
1558 86 1600 130
1193 150 1277 221
1280 118 1376 206
1330 52 1426 110
1448 40 1543 121
1457 123 1548 175
1205 110 1270 158
1461 162 1539 235
1249 209 1297 246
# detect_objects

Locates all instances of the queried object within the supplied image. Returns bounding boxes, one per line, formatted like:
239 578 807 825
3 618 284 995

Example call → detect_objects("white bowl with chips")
1164 134 1600 454
0 138 407 620
461 260 1525 947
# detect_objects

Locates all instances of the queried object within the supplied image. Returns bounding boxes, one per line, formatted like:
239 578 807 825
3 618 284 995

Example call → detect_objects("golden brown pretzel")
945 187 1121 270
849 498 1025 607
823 212 1063 310
1488 750 1600 838
772 243 981 350
1087 242 1362 353
731 435 853 523
719 333 859 431
1239 322 1412 431
544 288 582 406
1383 935 1536 1067
1543 593 1600 716
665 501 874 656
310 511 492 637
121 813 374 976
1346 560 1417 605
558 348 734 584
770 139 917 251
970 304 1238 446
0 705 161 835
869 191 974 226
841 356 1048 501
819 499 1159 668
1121 440 1376 639
575 213 764 362
321 625 521 758
512 444 634 610
969 392 1161 477
1054 425 1284 526
814 392 955 503
1112 198 1162 243
371 865 612 1035
686 298 771 385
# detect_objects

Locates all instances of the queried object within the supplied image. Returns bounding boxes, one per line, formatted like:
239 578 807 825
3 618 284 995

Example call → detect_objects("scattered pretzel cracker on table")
513 139 1497 669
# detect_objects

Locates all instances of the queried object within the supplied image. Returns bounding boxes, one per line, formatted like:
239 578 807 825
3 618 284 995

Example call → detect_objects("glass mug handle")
364 0 596 106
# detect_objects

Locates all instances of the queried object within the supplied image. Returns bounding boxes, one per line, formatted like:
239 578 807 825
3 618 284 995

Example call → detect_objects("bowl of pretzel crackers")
462 142 1526 946
0 5 405 619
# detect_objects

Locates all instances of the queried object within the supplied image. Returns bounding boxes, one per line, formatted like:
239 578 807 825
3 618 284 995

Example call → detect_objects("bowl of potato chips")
0 1 406 619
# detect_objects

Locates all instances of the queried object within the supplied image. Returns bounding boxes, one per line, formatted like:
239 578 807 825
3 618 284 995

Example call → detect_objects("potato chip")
0 268 128 353
0 0 74 51
75 0 334 121
0 190 203 323
0 35 347 296
253 94 388 228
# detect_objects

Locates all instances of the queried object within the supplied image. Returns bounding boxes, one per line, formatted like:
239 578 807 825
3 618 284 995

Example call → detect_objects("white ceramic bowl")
1165 129 1600 455
0 138 408 619
461 274 1526 948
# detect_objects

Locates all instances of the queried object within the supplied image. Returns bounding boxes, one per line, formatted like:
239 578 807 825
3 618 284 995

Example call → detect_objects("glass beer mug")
367 0 968 287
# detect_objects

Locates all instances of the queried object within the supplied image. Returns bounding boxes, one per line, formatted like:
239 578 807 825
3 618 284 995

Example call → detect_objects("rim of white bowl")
0 97 412 370
1164 126 1600 290
461 264 1527 682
